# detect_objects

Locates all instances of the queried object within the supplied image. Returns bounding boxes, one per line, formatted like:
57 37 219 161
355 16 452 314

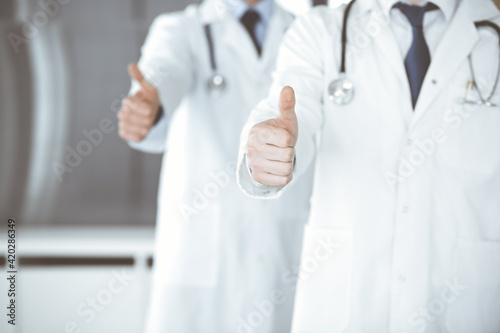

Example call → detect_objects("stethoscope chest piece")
207 73 227 93
328 75 355 105
204 24 227 95
328 0 357 106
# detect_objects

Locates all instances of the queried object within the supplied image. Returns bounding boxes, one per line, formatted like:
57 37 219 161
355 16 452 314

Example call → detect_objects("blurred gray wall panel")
0 0 197 226
0 0 15 19
0 21 34 223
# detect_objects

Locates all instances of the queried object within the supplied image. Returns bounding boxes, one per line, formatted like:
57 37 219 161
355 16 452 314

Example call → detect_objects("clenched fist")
118 63 161 142
246 86 298 187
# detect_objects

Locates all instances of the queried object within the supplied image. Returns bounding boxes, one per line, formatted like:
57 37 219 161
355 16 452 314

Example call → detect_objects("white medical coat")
129 1 314 332
237 0 500 332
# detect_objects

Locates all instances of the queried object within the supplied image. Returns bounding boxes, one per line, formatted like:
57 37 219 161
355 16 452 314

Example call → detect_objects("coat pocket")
291 225 353 333
440 103 500 176
446 238 500 332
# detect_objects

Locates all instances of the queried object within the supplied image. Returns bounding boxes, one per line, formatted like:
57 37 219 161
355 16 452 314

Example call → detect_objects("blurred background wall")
0 1 194 332
0 0 196 227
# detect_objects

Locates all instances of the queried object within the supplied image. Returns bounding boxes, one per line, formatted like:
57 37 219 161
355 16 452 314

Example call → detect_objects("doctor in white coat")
239 0 500 332
118 0 314 332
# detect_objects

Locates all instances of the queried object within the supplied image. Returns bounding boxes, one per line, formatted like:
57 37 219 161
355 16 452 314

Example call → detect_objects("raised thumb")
277 86 298 134
128 63 155 92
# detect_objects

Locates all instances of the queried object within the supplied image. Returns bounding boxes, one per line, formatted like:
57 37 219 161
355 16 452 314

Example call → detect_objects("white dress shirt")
384 0 458 58
226 0 274 46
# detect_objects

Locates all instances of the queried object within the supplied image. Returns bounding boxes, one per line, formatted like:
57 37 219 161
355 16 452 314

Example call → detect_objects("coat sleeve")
237 10 330 199
128 10 196 154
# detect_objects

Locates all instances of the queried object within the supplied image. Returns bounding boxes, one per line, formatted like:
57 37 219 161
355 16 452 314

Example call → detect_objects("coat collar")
377 0 457 22
197 0 293 69
198 0 233 24
410 0 499 128
347 0 499 129
198 0 291 24
351 0 499 25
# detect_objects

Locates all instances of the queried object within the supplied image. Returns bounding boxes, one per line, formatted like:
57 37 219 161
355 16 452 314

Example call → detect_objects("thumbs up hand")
118 63 161 142
246 86 298 187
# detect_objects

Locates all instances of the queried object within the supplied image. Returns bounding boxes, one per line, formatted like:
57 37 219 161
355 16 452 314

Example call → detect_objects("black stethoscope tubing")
203 24 227 93
339 0 357 75
337 0 500 106
204 24 218 72
468 20 500 105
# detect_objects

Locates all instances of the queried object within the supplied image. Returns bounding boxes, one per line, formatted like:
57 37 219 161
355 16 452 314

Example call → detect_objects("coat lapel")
409 0 481 129
367 1 410 94
357 0 413 126
199 0 259 65
260 6 294 70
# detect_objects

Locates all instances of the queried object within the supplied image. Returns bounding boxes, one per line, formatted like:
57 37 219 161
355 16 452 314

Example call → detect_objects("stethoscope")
327 0 357 105
328 0 500 107
462 21 500 107
204 24 227 94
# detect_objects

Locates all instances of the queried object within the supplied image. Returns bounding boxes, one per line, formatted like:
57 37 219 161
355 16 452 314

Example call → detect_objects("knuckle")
123 98 134 109
259 131 271 143
275 176 288 187
250 126 268 143
246 146 257 160
283 148 295 161
140 127 149 137
283 163 293 175
252 172 265 184
250 158 263 172
277 163 292 176
119 111 129 120
279 132 292 147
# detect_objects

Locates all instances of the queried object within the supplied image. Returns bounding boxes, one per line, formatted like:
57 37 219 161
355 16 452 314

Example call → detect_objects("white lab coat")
237 0 500 332
129 1 314 332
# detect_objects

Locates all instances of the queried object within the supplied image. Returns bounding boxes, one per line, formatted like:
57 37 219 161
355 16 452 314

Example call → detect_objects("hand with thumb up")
118 63 161 142
246 86 298 187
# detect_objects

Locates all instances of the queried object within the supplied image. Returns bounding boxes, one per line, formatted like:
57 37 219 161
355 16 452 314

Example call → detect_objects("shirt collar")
379 0 457 22
227 0 274 23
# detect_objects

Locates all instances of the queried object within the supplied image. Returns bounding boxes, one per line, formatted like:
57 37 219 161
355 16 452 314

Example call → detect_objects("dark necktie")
395 2 439 108
240 9 262 56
